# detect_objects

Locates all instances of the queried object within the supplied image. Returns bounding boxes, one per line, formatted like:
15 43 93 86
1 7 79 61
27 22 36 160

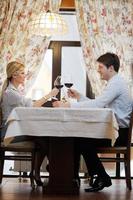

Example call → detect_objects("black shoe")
85 176 112 192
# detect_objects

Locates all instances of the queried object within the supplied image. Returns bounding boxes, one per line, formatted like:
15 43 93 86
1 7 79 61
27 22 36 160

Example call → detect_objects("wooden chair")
96 109 133 190
0 108 36 189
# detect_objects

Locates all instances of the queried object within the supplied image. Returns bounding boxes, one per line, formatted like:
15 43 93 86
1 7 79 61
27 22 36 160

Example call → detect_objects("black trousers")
74 128 129 178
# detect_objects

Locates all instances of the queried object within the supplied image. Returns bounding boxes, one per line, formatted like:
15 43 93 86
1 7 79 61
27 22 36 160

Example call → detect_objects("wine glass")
54 76 64 90
63 75 73 101
54 76 64 101
64 75 73 89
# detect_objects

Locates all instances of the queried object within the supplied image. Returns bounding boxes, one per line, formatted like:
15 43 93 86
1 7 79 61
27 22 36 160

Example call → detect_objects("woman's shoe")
29 172 43 186
34 177 43 186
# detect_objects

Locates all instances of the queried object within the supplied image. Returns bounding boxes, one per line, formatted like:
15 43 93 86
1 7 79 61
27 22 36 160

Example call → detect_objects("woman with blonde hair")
0 61 59 186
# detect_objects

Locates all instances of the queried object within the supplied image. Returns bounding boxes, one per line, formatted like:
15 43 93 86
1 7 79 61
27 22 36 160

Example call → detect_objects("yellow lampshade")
29 12 68 36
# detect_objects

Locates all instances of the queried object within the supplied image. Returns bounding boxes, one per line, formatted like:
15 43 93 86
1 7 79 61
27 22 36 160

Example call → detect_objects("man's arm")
70 79 120 108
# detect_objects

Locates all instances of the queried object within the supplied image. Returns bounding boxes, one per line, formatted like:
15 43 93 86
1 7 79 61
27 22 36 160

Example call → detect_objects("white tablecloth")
4 107 118 145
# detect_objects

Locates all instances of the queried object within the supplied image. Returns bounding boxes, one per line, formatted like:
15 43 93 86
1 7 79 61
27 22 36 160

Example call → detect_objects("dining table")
4 107 118 194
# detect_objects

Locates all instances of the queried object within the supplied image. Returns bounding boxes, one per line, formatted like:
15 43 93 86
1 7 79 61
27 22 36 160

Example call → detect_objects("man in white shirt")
53 52 132 192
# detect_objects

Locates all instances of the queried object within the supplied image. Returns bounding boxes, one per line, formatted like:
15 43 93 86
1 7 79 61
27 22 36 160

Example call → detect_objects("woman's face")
12 68 25 85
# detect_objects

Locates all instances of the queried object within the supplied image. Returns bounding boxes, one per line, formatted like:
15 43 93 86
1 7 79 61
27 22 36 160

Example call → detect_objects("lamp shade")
29 12 68 36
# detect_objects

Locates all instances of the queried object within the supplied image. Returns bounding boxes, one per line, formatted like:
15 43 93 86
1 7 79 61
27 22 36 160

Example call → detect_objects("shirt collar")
8 82 19 92
108 73 119 83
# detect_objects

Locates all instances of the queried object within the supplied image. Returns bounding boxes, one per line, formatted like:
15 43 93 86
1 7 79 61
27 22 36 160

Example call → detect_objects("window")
27 13 89 100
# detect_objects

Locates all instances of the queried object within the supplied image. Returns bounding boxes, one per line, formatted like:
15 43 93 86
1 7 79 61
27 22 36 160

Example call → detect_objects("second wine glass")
64 75 73 89
54 76 64 89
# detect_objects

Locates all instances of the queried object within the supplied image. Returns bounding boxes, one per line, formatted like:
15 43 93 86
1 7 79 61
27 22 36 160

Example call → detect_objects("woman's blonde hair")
0 61 25 101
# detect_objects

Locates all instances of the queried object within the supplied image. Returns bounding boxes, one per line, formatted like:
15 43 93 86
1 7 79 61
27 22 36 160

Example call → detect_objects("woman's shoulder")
3 86 21 101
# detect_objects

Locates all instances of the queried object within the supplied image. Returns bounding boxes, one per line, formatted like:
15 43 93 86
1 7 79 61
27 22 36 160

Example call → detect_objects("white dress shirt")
70 74 132 128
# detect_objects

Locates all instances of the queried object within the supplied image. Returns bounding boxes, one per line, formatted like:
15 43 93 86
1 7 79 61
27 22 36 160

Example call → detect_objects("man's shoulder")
111 74 126 84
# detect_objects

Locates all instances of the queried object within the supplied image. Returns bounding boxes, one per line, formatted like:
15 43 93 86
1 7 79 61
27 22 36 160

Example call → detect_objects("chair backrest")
0 106 2 126
0 106 3 144
0 106 35 187
127 108 133 149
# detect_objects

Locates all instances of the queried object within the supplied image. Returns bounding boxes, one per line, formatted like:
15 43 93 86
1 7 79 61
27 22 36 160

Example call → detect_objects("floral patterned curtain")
0 0 61 91
75 0 133 95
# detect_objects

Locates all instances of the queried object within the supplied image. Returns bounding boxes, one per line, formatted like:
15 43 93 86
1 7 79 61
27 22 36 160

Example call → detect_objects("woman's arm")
33 88 59 107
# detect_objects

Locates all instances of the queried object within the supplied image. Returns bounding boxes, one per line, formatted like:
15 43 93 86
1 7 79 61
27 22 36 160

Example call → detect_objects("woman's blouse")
1 82 33 121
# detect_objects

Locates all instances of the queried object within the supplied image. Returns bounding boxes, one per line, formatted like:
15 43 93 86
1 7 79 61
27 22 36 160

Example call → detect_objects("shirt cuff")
78 95 89 102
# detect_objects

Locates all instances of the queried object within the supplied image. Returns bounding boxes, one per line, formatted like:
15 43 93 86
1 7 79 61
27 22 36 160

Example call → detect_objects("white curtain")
75 0 133 95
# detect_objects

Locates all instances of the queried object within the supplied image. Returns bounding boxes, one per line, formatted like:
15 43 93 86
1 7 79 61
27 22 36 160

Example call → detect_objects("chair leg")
0 150 5 184
124 159 132 190
18 171 22 182
116 153 120 178
30 150 36 189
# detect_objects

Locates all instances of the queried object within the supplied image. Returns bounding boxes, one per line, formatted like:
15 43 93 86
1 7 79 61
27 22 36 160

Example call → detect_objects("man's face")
97 62 111 81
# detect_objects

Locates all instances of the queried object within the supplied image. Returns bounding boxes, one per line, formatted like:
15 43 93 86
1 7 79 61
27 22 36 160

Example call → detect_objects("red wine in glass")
64 83 73 88
55 84 64 89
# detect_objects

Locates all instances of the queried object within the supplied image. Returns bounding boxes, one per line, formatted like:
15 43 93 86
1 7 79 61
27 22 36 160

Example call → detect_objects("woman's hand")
33 88 59 107
52 101 70 107
67 89 81 100
50 87 59 97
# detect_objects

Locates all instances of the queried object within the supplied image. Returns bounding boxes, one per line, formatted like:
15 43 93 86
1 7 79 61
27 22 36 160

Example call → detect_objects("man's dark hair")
97 52 120 72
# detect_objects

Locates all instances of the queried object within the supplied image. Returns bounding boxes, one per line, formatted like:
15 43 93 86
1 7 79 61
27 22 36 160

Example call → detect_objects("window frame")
48 41 94 98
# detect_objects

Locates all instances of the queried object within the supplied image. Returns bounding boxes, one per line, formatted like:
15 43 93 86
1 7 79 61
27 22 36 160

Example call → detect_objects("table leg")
43 137 79 194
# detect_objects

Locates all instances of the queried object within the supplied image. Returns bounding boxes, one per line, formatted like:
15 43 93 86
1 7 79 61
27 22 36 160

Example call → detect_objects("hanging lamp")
29 11 68 36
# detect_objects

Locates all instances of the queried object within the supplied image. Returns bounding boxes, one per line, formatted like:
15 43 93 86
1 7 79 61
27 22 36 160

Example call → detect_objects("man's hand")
67 89 81 100
52 101 70 107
